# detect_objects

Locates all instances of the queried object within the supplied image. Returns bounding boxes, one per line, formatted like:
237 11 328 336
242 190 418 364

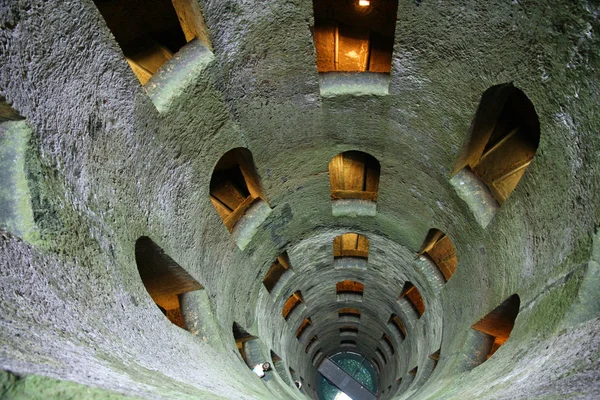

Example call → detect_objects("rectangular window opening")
312 0 399 73
282 291 304 320
263 254 292 293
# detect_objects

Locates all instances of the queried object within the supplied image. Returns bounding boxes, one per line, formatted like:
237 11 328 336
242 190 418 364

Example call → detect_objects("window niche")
270 350 291 385
210 148 272 250
263 253 294 298
339 326 359 337
341 339 357 348
381 333 395 355
135 237 203 329
375 347 387 364
388 314 406 341
312 349 324 367
336 280 365 302
398 282 425 320
451 84 540 227
339 307 361 323
296 317 312 340
232 322 256 363
417 229 457 283
329 151 380 216
93 0 212 85
470 294 520 364
306 335 319 354
312 0 399 96
333 232 370 269
282 291 305 321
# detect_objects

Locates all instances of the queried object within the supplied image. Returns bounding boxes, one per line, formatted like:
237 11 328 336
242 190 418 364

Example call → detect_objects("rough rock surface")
0 0 598 399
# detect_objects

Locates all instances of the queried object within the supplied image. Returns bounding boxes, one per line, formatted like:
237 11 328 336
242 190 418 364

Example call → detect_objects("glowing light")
358 0 370 6
335 392 353 400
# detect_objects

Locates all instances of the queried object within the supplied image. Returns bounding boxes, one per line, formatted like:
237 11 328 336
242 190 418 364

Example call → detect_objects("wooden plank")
342 152 366 191
210 195 232 221
314 22 336 72
368 32 393 73
337 24 370 71
331 189 377 201
342 233 359 251
364 159 380 193
238 161 266 203
211 179 246 210
329 153 346 192
428 235 457 281
333 235 343 257
357 234 370 254
223 195 256 231
126 58 153 85
128 39 173 75
340 249 368 258
171 0 212 49
405 286 425 316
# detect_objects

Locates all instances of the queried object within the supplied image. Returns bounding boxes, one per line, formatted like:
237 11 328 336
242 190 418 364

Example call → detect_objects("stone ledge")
319 72 390 97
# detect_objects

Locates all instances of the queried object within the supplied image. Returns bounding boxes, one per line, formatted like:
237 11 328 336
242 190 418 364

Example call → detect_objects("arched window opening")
388 314 406 340
312 0 399 73
471 294 520 361
409 366 418 377
296 317 312 339
282 291 304 320
417 229 457 282
263 253 293 297
381 334 395 355
399 282 425 318
329 151 380 205
333 232 370 259
341 339 357 347
210 148 269 233
232 322 256 363
451 84 540 225
375 347 387 364
270 350 291 385
339 307 361 323
306 335 319 354
135 237 203 328
339 326 359 337
93 0 212 85
336 280 365 302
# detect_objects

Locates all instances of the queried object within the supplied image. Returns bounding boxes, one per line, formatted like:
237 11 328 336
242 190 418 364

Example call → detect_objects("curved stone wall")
0 1 598 399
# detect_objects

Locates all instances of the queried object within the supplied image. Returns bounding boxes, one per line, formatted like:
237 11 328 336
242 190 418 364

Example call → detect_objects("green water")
316 352 378 400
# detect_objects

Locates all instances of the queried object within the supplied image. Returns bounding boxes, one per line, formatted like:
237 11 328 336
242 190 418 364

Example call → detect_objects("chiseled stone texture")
0 0 599 399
